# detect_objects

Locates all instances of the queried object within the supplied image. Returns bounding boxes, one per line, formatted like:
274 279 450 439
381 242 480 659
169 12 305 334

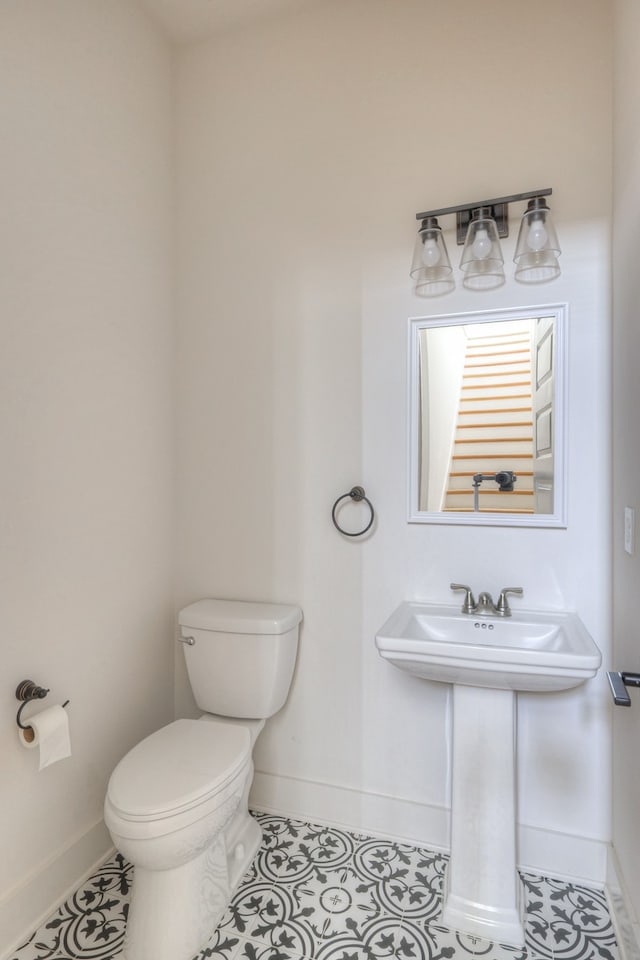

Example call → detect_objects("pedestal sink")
375 601 601 947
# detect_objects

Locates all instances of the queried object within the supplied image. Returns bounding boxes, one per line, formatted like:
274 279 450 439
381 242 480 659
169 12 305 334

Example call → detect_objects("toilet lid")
107 719 250 820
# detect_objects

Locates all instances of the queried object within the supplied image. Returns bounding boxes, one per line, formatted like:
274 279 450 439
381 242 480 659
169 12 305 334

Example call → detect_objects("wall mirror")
408 303 567 527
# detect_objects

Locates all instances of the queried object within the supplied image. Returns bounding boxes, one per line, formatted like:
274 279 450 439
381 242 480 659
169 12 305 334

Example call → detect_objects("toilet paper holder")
15 679 69 730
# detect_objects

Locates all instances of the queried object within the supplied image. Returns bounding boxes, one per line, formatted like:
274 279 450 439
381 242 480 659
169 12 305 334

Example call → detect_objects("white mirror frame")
408 303 568 528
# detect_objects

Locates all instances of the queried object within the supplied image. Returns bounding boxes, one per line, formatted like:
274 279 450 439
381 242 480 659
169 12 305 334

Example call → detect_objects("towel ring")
331 486 375 537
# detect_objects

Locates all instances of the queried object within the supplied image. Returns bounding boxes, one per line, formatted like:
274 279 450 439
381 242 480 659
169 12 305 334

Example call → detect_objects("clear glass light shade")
513 198 561 283
410 218 455 296
460 210 505 290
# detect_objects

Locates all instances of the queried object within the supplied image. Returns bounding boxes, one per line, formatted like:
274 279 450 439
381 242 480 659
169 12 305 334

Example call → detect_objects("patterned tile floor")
11 813 619 960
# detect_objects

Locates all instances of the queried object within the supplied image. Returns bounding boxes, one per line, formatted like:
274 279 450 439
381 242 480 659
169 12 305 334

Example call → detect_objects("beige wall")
612 0 640 932
175 0 613 879
0 1 175 947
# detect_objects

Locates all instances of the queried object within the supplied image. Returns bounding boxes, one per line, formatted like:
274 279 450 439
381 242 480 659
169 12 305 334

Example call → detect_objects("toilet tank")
178 599 302 719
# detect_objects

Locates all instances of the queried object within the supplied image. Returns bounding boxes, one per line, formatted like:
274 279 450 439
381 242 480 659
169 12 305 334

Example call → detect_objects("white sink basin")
375 601 601 692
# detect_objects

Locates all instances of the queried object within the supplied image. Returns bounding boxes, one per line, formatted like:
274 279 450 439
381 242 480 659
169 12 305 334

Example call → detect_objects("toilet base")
120 808 262 960
122 834 229 960
225 803 263 890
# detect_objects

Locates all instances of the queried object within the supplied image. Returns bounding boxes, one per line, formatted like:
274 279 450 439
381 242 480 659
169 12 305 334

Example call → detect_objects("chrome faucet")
475 591 499 616
450 583 523 617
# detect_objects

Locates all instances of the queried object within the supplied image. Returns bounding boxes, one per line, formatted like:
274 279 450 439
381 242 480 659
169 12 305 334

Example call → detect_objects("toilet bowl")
105 719 251 960
104 598 302 960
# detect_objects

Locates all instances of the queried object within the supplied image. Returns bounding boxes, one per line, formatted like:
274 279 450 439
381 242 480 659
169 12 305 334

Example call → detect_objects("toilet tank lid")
178 598 303 635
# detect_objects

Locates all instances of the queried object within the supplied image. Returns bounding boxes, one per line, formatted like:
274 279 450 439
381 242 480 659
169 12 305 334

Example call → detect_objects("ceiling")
137 0 322 43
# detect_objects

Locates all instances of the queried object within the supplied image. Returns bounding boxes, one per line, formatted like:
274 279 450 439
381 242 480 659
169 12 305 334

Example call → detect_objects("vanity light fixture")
513 196 561 283
411 188 561 296
409 216 456 296
459 206 505 291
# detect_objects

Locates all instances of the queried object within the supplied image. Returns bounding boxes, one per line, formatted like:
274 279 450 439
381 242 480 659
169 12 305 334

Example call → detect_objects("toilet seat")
105 719 251 835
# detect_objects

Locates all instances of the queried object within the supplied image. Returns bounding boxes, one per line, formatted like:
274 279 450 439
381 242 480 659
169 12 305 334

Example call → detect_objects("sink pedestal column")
441 684 525 947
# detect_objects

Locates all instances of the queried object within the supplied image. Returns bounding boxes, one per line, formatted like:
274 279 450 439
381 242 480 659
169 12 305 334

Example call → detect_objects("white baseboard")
0 819 114 960
518 822 608 884
251 769 450 851
607 846 640 960
251 770 609 885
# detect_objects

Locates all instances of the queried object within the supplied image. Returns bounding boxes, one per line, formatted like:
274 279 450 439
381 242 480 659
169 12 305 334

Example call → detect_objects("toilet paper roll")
18 705 71 771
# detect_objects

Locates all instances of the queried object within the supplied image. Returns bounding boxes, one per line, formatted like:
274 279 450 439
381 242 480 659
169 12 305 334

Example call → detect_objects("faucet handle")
450 583 477 614
496 587 524 617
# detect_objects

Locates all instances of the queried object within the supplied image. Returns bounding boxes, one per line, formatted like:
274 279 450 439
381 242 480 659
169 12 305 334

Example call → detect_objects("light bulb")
472 227 492 260
421 237 441 268
527 217 548 252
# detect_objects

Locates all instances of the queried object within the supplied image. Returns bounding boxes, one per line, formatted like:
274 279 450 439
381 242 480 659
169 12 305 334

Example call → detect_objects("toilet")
104 598 302 960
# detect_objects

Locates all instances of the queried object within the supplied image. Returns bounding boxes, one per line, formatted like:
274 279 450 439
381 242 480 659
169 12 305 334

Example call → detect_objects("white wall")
0 2 175 949
611 0 640 934
0 2 615 950
175 0 613 882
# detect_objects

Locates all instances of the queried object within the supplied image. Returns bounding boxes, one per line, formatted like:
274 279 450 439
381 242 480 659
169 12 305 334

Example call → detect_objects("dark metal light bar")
415 188 553 245
415 188 552 221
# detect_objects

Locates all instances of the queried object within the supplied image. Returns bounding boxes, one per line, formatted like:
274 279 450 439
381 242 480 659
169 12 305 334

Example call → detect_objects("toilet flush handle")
178 635 196 646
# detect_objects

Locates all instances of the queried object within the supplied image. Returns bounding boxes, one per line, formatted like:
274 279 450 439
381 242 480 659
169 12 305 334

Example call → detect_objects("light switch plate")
624 506 635 555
